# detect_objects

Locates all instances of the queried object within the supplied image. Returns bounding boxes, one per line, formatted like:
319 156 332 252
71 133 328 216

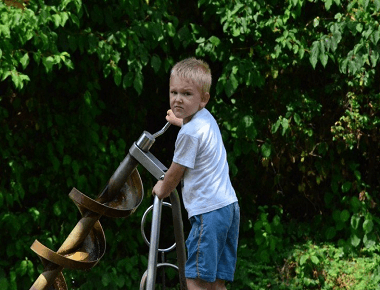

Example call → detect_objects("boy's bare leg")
187 278 210 290
213 279 227 290
186 278 227 290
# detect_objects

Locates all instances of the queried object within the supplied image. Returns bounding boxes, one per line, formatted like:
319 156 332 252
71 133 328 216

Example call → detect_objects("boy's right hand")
166 109 183 127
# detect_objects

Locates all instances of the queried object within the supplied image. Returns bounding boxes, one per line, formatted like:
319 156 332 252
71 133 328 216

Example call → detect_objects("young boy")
152 58 239 290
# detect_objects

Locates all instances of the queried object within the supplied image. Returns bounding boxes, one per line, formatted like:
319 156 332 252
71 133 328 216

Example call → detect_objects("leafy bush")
234 240 380 290
1 0 380 289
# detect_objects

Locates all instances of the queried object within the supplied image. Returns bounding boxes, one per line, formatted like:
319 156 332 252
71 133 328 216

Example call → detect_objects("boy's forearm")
153 162 186 199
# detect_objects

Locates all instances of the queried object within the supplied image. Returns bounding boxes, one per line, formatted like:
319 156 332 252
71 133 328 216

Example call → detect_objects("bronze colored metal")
30 122 187 290
30 168 143 290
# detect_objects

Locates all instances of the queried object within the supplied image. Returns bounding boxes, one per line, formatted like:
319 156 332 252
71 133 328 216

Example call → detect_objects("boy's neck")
183 108 204 124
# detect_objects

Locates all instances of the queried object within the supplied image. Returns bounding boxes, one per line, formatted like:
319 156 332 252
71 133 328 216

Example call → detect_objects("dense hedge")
1 0 379 289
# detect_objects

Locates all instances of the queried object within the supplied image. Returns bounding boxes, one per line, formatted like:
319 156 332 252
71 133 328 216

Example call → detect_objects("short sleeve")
173 133 198 169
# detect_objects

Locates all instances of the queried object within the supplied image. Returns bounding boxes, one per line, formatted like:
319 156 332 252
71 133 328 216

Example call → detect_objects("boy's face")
169 76 209 124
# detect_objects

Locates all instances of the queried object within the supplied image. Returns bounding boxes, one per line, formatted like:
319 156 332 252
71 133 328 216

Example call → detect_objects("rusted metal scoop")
30 165 143 290
29 121 187 290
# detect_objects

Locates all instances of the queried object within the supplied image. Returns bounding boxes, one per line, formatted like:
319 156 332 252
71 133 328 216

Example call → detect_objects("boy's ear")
201 92 210 108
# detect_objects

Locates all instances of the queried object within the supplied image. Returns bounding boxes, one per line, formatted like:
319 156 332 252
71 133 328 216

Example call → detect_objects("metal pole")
146 195 163 290
170 190 187 290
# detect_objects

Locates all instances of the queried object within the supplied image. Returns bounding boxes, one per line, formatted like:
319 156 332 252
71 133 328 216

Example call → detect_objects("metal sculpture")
29 122 187 290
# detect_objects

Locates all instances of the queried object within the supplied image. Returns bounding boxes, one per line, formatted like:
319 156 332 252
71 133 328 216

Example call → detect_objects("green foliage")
251 205 285 263
1 0 380 288
235 241 380 290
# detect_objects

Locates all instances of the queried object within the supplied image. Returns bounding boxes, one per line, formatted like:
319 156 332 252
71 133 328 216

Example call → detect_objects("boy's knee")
213 279 226 290
186 278 226 290
186 278 209 290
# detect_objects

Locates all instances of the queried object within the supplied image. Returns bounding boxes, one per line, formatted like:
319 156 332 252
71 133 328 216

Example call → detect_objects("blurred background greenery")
1 0 380 289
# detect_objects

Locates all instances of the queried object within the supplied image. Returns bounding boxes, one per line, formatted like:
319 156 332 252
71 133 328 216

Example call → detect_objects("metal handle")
152 122 171 139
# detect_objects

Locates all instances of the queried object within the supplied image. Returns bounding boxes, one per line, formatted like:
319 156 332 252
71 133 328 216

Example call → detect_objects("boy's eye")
171 91 177 95
184 92 192 96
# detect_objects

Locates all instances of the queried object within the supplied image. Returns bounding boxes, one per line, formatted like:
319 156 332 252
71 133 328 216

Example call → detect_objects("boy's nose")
175 95 183 103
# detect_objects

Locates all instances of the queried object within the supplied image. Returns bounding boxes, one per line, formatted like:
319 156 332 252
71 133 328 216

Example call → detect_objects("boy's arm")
152 162 186 199
166 109 183 127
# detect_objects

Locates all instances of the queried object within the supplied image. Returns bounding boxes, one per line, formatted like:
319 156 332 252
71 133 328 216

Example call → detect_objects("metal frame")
130 123 187 290
29 122 186 290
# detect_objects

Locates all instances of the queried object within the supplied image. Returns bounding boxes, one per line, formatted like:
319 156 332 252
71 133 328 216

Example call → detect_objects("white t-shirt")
173 108 238 218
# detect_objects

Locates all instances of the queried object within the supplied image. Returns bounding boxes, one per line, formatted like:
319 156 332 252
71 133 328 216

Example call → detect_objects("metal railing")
29 122 187 290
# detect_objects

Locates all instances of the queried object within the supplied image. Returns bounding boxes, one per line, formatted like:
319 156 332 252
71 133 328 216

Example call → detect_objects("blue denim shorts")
185 202 240 282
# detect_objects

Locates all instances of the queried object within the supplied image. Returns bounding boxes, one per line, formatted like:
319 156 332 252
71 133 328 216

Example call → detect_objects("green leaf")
362 0 369 10
209 36 221 47
341 181 351 193
271 119 281 133
310 41 319 69
293 113 301 125
375 0 380 11
281 118 289 135
246 125 257 141
52 14 61 28
60 12 69 26
42 56 54 73
319 41 328 67
225 74 238 97
351 234 361 247
363 219 374 234
29 207 40 222
0 24 11 38
300 254 309 266
310 255 320 265
326 227 336 239
53 202 62 216
151 55 161 73
340 209 350 222
331 32 341 51
261 143 271 157
102 273 110 286
370 46 379 67
134 72 143 95
166 22 176 37
18 260 28 276
123 71 134 89
71 14 80 28
242 115 253 128
177 25 191 48
350 196 361 212
11 71 21 89
313 17 319 27
363 234 376 249
113 67 122 86
353 170 361 181
351 214 361 230
325 0 333 10
20 53 29 70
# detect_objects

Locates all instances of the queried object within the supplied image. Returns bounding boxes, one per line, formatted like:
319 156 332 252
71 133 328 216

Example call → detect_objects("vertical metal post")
170 190 187 290
132 122 188 290
146 195 163 290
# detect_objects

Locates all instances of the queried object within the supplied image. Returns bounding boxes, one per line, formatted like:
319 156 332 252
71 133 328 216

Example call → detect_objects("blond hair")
170 57 212 93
